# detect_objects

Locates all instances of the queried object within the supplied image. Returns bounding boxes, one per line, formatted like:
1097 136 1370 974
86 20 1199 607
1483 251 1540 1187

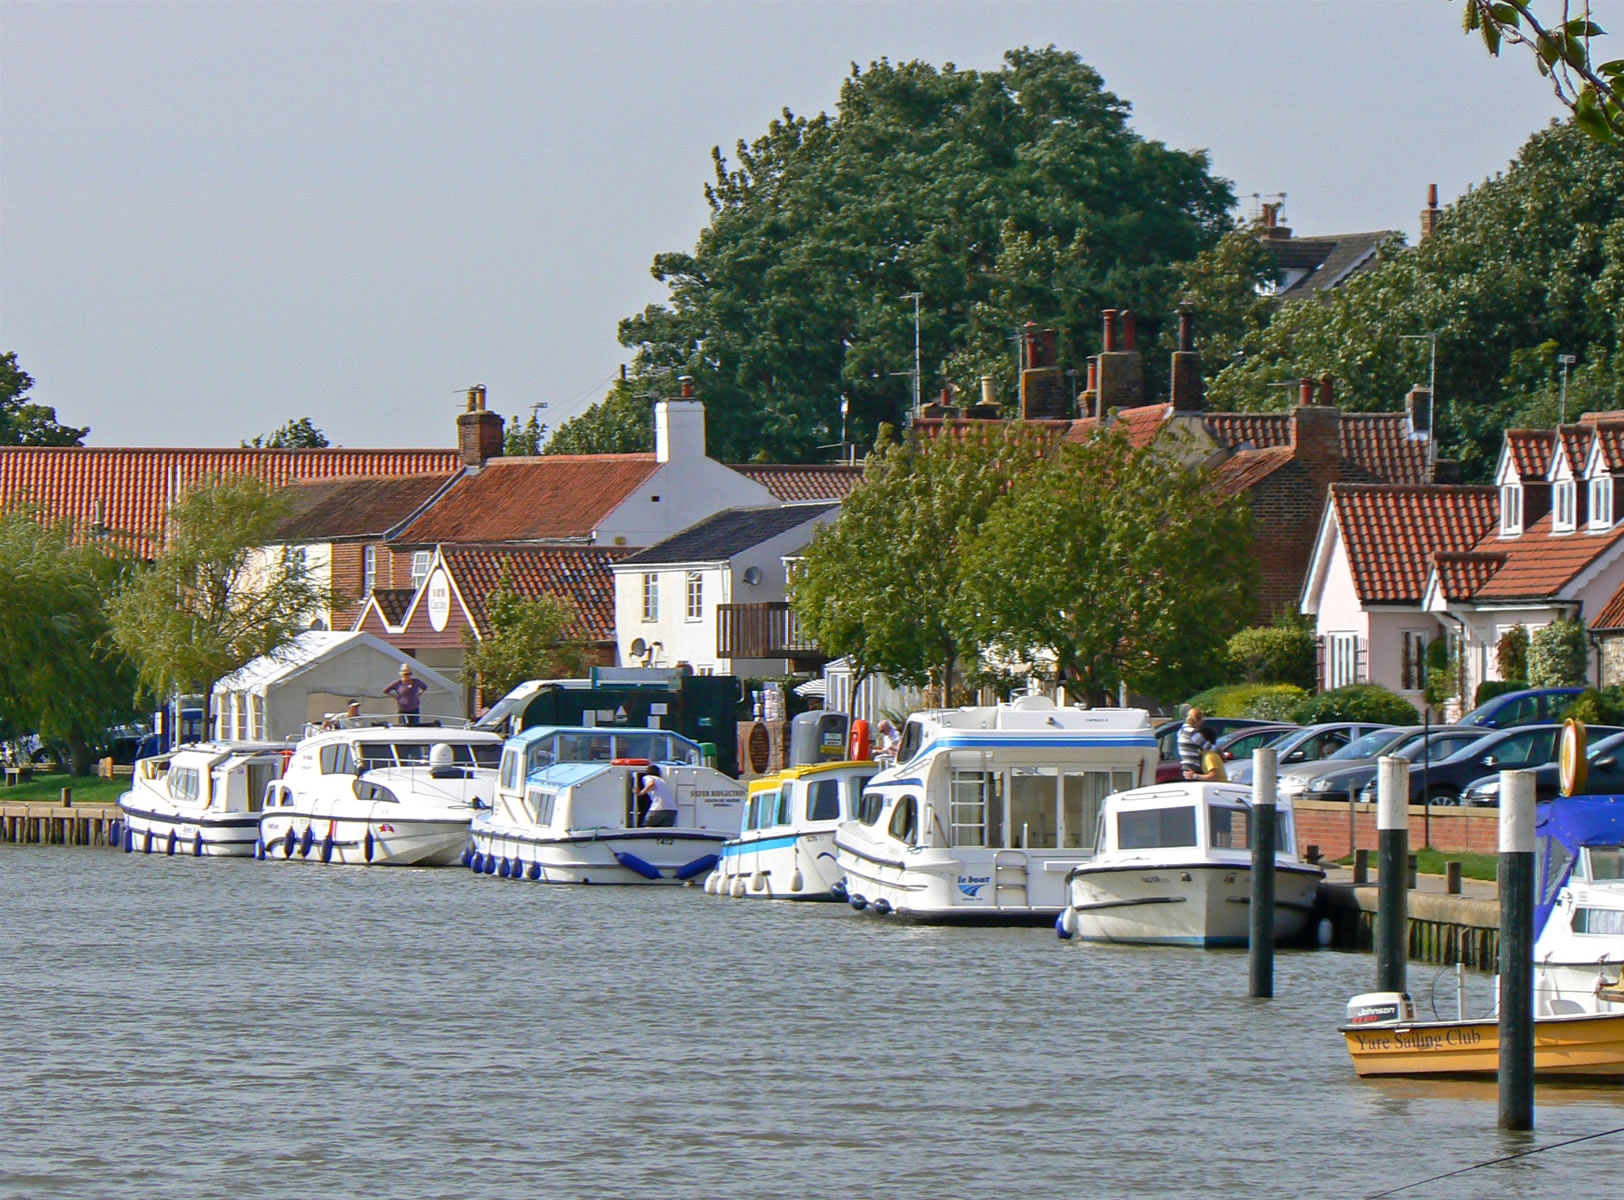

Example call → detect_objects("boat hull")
259 810 470 867
834 838 1080 924
117 797 261 857
1342 1011 1624 1079
1066 861 1323 946
711 828 844 900
470 824 725 885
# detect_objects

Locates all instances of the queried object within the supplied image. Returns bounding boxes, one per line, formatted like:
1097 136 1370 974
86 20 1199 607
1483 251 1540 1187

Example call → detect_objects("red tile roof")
1065 403 1170 449
1431 551 1508 601
1467 513 1624 600
1555 424 1591 478
1202 410 1430 484
390 455 660 545
1592 578 1624 630
1211 446 1296 496
1202 412 1290 448
732 463 865 502
272 474 453 541
1330 484 1499 603
1580 411 1624 424
1594 424 1624 473
0 446 460 556
1504 430 1555 479
369 588 415 626
441 545 629 642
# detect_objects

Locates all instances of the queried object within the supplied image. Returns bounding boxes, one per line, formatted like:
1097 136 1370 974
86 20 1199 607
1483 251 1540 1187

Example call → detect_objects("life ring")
611 757 651 766
848 719 871 762
1560 718 1588 796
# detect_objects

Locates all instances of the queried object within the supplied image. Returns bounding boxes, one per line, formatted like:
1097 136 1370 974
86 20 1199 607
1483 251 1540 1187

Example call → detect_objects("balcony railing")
716 601 823 662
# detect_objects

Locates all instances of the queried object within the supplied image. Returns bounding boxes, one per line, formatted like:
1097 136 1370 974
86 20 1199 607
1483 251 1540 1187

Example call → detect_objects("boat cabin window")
806 778 841 822
1118 805 1198 850
1572 906 1624 936
948 767 1133 850
528 788 557 826
1582 846 1624 882
774 788 792 827
500 750 522 791
746 792 777 831
1208 804 1253 850
894 720 924 766
354 781 398 804
857 789 886 825
169 766 201 803
319 743 358 776
888 795 918 844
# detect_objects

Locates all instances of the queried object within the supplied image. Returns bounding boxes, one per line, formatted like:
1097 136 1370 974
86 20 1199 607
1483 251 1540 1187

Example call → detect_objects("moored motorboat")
832 696 1158 923
470 725 743 884
1058 781 1324 946
259 719 502 866
708 759 878 900
118 742 289 857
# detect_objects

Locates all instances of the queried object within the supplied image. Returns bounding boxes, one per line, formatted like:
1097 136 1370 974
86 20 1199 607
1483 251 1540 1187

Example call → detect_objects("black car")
1356 723 1624 806
1282 726 1486 805
1458 728 1624 805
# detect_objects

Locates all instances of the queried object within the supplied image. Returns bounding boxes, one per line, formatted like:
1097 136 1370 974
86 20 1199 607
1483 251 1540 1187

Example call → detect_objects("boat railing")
303 713 476 737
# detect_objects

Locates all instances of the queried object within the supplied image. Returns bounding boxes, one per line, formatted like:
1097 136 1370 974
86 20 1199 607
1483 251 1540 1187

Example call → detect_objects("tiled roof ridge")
0 444 452 455
483 452 657 465
1331 481 1496 496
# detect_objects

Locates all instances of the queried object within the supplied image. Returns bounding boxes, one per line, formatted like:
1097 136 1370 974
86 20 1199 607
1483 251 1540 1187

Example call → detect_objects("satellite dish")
742 566 763 586
629 637 648 659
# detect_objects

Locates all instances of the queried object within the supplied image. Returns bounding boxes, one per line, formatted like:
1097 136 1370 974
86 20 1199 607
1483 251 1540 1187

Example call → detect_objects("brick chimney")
1420 183 1440 241
1019 320 1068 419
1169 306 1203 413
1291 388 1341 464
1405 386 1432 440
457 384 504 471
655 376 708 463
1095 307 1144 413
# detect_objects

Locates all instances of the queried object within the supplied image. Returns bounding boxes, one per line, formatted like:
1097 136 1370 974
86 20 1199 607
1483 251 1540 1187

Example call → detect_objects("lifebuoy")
848 719 871 762
611 757 651 766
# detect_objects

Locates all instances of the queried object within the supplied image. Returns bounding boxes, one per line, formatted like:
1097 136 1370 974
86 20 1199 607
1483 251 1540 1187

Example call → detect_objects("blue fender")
143 829 153 854
848 893 868 910
674 853 719 881
526 861 541 881
363 831 375 864
829 879 847 901
469 851 484 873
871 898 893 916
166 830 177 856
483 854 497 874
319 833 334 864
123 826 134 853
193 832 204 858
611 850 663 880
283 826 296 858
299 826 314 857
459 848 471 868
1055 912 1073 940
253 840 264 860
108 818 122 845
497 857 511 879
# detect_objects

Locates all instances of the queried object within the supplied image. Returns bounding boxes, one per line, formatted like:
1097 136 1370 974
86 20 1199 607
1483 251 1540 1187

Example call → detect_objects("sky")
2 0 1616 450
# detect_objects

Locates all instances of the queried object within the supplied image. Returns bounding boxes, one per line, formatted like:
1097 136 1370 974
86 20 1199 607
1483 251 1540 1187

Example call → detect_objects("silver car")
1226 722 1396 785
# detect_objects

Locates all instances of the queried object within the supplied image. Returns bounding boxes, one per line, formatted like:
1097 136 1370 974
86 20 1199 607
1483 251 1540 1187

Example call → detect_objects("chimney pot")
1178 308 1194 352
980 375 997 407
1420 183 1442 240
1086 359 1098 392
1299 376 1315 407
1121 310 1136 352
1318 373 1334 407
679 375 695 398
1041 327 1056 368
1102 309 1119 353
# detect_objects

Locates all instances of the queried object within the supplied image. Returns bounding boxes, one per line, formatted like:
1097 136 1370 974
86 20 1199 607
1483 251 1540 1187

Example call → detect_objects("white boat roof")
1109 781 1277 808
214 630 460 697
910 696 1152 734
297 724 503 746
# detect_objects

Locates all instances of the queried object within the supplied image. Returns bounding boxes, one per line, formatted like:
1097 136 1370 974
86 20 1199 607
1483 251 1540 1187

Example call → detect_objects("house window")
1554 480 1577 533
1500 484 1523 536
1400 630 1429 691
642 573 659 622
685 571 703 622
1328 633 1363 688
363 545 377 597
412 551 432 586
1591 477 1614 530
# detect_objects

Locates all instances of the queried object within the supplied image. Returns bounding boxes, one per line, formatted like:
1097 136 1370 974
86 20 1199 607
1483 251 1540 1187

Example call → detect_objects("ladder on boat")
993 849 1029 908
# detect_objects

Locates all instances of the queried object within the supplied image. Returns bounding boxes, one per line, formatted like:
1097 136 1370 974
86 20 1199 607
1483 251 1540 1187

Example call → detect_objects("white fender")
790 869 804 893
730 876 746 898
751 870 766 892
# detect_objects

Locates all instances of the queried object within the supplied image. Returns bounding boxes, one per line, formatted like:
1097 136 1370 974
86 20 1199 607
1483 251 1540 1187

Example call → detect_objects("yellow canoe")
1342 1011 1624 1079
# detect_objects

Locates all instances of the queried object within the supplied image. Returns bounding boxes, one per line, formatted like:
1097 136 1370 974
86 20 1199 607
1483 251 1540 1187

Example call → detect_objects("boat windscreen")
1118 805 1197 850
1587 846 1624 882
1208 804 1252 850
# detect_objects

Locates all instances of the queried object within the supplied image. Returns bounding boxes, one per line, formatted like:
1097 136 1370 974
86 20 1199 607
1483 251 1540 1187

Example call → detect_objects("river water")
0 845 1617 1199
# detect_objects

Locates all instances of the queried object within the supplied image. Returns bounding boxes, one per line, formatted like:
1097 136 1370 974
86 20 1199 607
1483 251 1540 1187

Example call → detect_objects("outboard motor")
1345 992 1416 1026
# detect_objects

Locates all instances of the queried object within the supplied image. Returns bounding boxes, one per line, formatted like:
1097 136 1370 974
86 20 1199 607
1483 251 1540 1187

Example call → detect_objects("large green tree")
0 506 144 774
0 352 89 446
245 417 329 448
545 379 652 455
462 587 588 701
1463 1 1623 144
552 48 1235 463
960 430 1253 703
1205 122 1624 480
108 477 335 705
791 423 1049 692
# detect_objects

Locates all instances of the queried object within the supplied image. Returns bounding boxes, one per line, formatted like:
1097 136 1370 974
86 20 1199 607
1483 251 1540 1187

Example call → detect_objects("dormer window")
1554 480 1577 533
1590 476 1614 530
1500 484 1523 536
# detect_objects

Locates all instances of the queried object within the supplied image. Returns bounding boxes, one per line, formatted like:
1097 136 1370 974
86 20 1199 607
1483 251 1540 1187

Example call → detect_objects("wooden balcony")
716 601 824 665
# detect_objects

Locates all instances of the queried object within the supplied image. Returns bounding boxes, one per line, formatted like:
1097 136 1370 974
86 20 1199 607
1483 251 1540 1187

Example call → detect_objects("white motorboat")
832 696 1159 923
707 759 879 900
1532 795 1624 1016
469 725 744 884
118 742 288 857
1058 781 1324 946
259 719 502 866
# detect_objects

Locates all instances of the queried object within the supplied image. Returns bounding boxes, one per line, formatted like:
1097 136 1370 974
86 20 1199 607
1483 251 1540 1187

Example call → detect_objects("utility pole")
902 292 923 417
1559 353 1576 424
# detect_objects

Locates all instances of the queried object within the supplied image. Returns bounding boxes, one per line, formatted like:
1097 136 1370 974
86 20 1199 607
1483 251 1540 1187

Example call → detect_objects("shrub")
1474 678 1527 708
1424 635 1457 708
1224 626 1317 690
1529 618 1589 687
1496 624 1529 682
1181 682 1307 719
1293 684 1419 726
1562 685 1624 726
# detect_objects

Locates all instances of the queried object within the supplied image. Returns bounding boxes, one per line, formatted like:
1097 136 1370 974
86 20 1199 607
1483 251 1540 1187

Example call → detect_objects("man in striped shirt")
1178 707 1221 781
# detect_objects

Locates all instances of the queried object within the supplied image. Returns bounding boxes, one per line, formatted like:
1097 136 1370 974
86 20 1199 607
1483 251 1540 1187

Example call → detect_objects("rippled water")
1 845 1618 1199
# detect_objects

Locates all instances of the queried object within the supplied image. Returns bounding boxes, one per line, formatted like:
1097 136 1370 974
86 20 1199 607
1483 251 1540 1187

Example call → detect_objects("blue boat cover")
1535 793 1624 935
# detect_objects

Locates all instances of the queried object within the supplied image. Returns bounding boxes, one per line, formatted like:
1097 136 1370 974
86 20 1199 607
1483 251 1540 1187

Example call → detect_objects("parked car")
1226 722 1395 785
1458 727 1624 805
1456 687 1584 730
1356 723 1622 806
1153 717 1284 763
1278 726 1484 805
1153 722 1298 784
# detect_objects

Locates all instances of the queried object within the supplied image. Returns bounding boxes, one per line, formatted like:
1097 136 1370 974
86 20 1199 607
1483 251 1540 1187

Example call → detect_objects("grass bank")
1336 847 1498 881
0 773 128 806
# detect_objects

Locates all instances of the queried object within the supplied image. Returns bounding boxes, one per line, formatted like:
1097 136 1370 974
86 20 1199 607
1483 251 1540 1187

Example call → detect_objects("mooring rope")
1365 1125 1624 1198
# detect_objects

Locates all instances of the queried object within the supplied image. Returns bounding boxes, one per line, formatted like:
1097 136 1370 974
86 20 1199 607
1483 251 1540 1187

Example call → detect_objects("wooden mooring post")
0 801 120 847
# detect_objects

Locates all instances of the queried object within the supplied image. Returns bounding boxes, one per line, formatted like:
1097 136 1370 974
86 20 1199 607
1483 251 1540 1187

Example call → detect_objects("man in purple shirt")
384 662 428 725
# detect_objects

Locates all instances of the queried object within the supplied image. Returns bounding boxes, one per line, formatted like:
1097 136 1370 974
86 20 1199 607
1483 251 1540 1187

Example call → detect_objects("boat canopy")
1536 794 1624 933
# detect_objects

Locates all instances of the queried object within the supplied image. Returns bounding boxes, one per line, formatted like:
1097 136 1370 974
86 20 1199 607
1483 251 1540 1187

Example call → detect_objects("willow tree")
108 476 335 709
960 429 1253 704
791 423 1049 695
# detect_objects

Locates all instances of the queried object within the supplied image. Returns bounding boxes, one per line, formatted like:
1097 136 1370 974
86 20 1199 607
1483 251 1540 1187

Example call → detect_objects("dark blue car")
1457 687 1584 730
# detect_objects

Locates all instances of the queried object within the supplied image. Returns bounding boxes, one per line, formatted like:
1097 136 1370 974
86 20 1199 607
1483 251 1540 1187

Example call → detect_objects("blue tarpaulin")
1534 793 1624 935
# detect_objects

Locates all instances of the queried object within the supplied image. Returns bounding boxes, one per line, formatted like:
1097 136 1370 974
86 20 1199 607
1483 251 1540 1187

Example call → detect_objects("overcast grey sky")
1 1 1612 449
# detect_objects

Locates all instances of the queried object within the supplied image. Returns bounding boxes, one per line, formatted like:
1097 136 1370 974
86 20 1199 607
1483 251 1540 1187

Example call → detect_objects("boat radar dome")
430 744 454 768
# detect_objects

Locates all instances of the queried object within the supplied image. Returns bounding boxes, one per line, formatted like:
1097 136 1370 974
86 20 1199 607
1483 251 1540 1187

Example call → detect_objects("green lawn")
0 772 129 806
1336 847 1499 881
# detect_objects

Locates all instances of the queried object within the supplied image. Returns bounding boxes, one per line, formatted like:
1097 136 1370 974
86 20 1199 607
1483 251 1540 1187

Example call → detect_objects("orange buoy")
848 719 871 762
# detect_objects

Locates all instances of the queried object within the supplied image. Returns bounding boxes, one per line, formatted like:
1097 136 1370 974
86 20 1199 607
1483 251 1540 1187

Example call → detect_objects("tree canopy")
504 410 548 456
461 587 588 700
1201 122 1624 480
0 506 144 774
0 352 89 446
108 476 335 701
246 417 330 448
1463 1 1623 144
551 48 1235 463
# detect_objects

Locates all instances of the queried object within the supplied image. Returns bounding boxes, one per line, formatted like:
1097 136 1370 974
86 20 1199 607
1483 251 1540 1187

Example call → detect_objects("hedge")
1292 684 1419 726
1181 683 1308 720
1224 626 1317 690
